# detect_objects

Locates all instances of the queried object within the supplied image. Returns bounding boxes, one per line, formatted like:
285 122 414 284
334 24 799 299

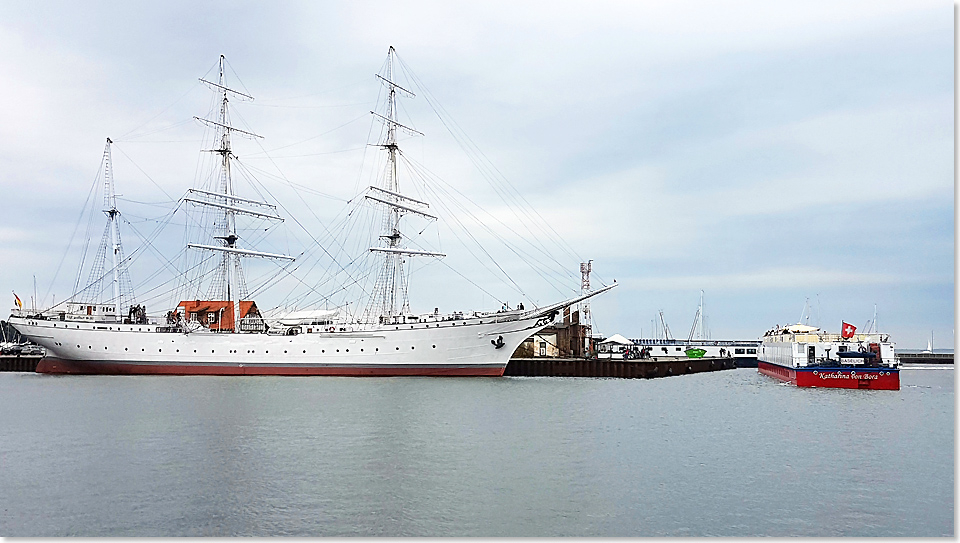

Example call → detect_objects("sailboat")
8 49 614 376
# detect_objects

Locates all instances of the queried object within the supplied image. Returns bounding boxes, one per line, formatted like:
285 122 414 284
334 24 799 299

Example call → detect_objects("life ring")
328 326 336 333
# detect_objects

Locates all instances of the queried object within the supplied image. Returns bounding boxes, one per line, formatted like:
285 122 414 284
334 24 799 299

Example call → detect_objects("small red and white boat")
757 322 899 390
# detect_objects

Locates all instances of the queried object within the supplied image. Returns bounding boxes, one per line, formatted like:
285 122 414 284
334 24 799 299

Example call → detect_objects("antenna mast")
580 260 593 353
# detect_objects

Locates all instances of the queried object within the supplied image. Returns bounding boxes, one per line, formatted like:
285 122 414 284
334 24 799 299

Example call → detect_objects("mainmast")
363 47 443 324
187 55 292 332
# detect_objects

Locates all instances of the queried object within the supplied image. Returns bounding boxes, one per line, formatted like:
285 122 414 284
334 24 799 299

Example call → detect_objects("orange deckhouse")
175 300 262 332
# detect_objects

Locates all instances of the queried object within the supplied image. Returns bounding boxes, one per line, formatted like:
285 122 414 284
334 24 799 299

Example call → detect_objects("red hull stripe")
758 361 899 390
35 357 506 377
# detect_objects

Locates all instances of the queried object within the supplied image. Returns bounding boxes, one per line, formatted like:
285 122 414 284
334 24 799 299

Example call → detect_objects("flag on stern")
12 291 22 310
841 321 856 338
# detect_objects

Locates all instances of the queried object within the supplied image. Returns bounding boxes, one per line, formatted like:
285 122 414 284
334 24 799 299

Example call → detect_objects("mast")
364 46 443 324
105 139 121 314
659 310 673 341
187 55 290 332
687 290 703 342
82 137 136 320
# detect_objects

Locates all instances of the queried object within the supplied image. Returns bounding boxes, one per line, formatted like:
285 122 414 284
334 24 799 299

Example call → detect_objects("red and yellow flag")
12 292 22 310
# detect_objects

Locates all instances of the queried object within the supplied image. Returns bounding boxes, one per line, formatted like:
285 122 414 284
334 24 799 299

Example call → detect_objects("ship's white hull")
9 313 553 376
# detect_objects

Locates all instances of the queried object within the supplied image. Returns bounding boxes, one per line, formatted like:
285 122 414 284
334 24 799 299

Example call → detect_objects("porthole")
411 346 415 350
104 346 107 350
125 348 128 351
303 350 306 354
284 350 288 354
336 349 340 353
322 350 325 353
77 345 80 348
432 345 436 349
346 349 349 353
396 347 400 350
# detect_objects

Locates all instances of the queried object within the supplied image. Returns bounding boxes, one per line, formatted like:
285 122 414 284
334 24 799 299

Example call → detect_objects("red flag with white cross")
841 321 856 338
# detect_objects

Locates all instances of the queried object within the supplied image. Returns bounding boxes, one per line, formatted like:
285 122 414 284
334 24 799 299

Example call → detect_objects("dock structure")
897 353 954 365
504 356 737 378
0 355 42 372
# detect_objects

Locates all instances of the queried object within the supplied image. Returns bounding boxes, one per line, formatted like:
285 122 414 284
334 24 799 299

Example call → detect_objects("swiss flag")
841 321 857 338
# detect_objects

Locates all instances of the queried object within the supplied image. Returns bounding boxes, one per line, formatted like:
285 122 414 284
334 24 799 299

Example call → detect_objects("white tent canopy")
599 333 633 345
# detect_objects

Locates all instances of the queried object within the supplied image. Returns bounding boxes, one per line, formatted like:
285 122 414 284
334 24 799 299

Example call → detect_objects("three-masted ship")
9 49 613 376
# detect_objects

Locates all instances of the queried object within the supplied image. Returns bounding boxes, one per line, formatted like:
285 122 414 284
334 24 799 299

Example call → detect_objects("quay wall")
504 356 736 378
0 355 42 372
897 353 954 365
3 355 741 376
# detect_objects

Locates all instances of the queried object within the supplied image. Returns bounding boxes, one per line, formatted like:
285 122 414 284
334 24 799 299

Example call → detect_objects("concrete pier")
504 356 736 378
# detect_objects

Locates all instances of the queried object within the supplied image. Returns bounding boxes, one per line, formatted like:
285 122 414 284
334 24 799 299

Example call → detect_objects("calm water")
0 367 953 536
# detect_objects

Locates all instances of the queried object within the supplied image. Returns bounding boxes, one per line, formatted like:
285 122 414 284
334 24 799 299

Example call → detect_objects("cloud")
0 0 951 348
622 266 941 292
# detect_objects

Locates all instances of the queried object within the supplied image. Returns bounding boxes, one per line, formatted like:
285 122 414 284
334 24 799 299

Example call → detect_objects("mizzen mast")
83 137 136 320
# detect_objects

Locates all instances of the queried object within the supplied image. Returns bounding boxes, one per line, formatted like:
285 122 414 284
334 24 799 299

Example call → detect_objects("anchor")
491 335 505 349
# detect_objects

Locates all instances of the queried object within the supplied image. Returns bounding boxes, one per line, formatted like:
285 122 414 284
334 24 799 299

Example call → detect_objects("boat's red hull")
758 361 899 390
35 357 506 377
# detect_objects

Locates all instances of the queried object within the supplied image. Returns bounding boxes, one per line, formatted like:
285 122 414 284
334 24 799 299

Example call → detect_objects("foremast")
363 47 444 325
185 55 292 332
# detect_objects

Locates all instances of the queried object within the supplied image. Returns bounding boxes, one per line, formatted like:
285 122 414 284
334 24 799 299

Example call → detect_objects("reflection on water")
0 368 952 536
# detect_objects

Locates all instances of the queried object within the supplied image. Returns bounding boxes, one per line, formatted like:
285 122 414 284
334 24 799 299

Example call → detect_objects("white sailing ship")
9 49 613 375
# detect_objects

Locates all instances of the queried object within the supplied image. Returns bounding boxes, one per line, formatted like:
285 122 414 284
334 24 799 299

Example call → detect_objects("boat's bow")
519 282 617 322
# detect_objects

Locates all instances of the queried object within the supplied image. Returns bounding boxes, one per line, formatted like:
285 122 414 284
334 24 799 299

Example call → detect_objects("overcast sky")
0 0 953 348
